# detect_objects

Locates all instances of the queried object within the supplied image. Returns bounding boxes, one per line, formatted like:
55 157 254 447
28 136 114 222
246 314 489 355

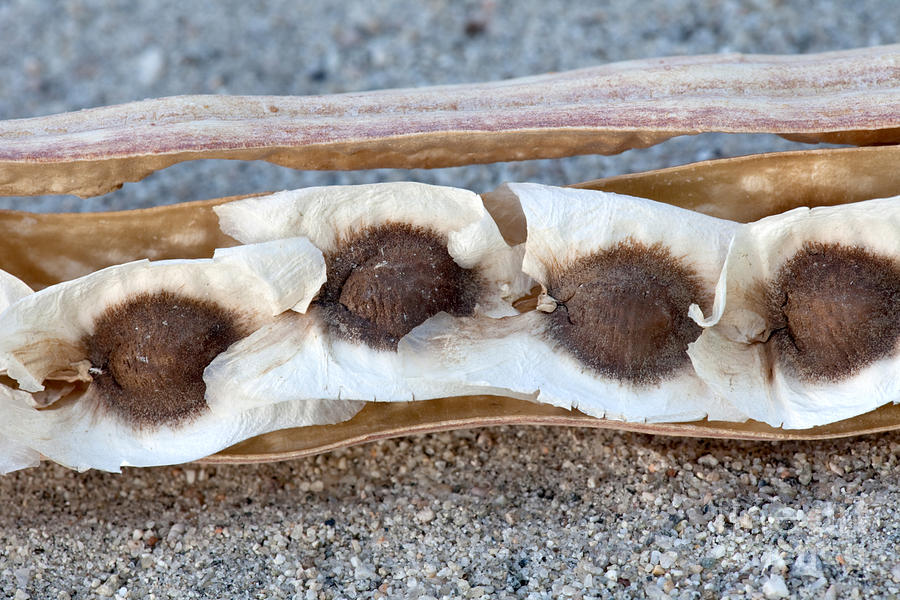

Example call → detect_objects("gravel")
4 430 900 599
1 1 898 598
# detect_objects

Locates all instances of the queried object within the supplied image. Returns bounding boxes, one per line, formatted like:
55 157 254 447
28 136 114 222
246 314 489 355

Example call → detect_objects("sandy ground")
1 1 899 598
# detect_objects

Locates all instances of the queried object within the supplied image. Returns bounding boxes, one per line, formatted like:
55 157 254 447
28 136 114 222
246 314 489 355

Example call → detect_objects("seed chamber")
545 241 706 386
400 183 744 424
206 183 528 409
765 243 900 383
0 240 363 472
86 291 245 427
689 196 900 429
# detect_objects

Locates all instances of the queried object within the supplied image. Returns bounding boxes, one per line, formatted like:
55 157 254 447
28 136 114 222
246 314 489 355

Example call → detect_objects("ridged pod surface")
0 46 897 198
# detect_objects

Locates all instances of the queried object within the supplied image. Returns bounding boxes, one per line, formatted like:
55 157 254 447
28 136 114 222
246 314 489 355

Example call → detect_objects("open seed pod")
689 197 900 429
0 269 41 474
0 240 363 471
401 183 743 423
1 149 899 465
205 182 531 410
2 46 900 465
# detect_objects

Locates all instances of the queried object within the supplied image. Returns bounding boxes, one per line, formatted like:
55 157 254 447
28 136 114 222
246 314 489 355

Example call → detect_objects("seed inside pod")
766 243 900 382
546 241 706 385
85 291 244 427
319 223 480 351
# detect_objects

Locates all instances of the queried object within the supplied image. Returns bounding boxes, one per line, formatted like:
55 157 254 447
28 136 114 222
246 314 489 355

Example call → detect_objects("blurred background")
1 2 899 599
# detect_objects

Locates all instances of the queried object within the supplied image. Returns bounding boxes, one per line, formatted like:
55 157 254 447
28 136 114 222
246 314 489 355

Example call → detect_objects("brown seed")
766 242 900 382
545 241 706 385
319 223 480 351
85 291 243 427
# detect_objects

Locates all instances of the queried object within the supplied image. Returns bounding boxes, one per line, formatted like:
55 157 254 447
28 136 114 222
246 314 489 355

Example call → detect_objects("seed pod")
689 197 900 429
205 182 531 409
0 239 363 471
0 269 41 474
401 183 745 423
2 47 897 198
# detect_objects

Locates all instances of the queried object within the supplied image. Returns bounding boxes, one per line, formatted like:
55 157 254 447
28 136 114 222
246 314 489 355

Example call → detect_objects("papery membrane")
401 184 745 423
0 270 41 473
205 183 530 409
0 239 364 471
0 388 361 472
205 309 497 413
688 197 900 429
214 182 531 316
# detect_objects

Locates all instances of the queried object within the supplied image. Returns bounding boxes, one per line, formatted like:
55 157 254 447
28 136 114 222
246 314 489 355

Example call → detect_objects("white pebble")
416 508 436 523
762 574 790 599
167 523 186 541
791 551 824 578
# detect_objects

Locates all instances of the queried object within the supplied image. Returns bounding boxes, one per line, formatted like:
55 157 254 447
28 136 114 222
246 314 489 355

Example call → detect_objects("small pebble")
167 523 186 541
791 552 824 578
136 47 165 86
416 509 436 524
762 574 790 599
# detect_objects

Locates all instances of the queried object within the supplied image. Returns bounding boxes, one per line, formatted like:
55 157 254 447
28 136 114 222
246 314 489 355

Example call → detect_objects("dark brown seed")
319 223 480 351
545 241 707 385
85 291 244 427
766 242 900 382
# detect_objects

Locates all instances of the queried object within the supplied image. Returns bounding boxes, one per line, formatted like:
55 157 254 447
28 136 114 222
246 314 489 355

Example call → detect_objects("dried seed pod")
2 144 900 462
205 182 530 409
689 197 900 429
401 183 745 423
2 47 898 198
0 269 41 474
0 239 363 471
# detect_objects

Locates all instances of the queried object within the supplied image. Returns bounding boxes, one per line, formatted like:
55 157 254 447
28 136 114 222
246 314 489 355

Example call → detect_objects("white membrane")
214 182 532 317
400 184 746 423
0 388 362 472
205 308 507 412
0 270 41 474
0 239 365 471
206 183 531 409
689 196 900 429
0 238 326 393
